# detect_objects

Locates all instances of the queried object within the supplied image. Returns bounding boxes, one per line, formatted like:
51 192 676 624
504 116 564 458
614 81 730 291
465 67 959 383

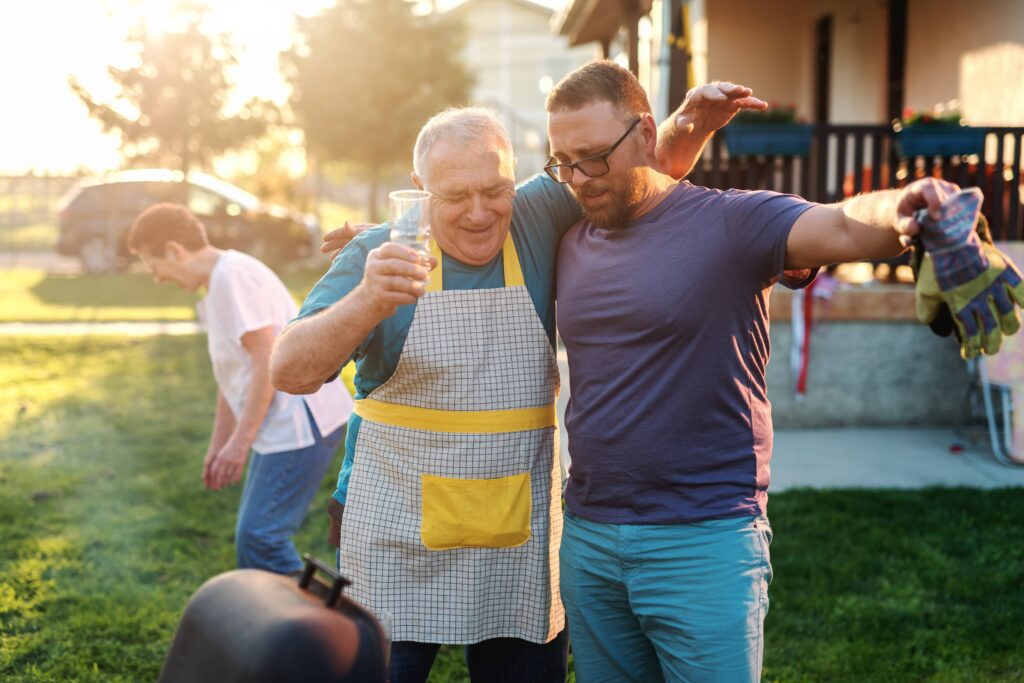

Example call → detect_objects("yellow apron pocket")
420 473 532 550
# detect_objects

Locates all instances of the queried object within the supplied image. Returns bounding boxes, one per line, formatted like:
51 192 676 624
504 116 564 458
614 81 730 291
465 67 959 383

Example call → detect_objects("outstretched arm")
655 82 767 179
785 178 959 270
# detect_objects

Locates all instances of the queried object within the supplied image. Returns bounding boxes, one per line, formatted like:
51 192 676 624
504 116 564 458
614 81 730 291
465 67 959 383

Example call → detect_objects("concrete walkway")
771 428 1024 490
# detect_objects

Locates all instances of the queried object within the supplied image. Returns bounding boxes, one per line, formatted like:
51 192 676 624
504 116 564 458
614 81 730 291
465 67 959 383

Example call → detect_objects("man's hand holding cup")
356 243 435 319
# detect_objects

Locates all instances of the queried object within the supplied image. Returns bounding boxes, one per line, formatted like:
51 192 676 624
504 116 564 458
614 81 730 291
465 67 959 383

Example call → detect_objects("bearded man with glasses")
545 60 963 683
543 115 643 230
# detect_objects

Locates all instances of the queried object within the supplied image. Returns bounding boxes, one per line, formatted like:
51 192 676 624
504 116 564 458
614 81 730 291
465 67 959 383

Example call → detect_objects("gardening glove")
911 213 993 339
914 187 1024 359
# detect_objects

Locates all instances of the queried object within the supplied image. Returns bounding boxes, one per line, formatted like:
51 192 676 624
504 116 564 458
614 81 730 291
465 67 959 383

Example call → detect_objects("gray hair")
412 107 514 183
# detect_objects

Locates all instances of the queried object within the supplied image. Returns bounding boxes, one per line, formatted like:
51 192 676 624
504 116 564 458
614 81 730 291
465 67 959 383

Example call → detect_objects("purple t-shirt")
557 182 814 525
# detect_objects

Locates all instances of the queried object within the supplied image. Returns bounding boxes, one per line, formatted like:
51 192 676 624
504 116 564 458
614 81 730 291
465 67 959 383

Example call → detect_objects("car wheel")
79 236 118 274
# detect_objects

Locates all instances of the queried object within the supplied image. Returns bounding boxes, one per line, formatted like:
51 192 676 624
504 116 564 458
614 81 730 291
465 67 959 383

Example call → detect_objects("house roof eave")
552 0 651 47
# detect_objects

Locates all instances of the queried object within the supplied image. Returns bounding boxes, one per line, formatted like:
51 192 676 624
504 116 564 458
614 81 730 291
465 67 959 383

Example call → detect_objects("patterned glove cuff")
916 188 984 254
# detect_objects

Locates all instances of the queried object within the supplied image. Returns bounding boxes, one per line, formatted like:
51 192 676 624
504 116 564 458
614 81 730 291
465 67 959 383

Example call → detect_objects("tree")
69 2 273 182
282 0 472 220
227 128 311 209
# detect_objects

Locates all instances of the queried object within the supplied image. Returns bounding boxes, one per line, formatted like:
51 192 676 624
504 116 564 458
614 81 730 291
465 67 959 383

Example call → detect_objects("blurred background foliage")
65 0 472 222
68 1 275 180
283 0 472 220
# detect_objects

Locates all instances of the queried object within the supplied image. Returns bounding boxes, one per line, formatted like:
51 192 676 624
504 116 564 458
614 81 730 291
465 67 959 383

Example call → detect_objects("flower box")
724 124 813 157
896 126 986 157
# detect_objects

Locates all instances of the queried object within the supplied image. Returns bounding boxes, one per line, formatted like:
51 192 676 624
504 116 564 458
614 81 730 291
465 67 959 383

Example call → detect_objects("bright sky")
0 0 564 175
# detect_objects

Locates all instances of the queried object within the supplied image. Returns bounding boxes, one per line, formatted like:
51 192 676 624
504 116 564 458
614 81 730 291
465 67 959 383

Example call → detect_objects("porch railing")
688 125 1024 241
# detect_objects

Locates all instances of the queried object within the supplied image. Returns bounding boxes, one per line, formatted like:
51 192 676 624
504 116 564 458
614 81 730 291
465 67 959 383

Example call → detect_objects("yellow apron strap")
354 397 555 433
424 232 525 293
501 232 526 287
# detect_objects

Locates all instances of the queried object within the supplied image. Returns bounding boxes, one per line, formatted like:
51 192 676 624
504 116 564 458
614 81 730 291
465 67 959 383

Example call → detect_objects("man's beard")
577 167 648 230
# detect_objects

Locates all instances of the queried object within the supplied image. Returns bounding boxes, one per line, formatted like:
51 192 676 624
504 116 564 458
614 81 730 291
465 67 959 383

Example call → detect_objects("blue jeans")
560 511 773 683
389 629 568 683
235 410 344 574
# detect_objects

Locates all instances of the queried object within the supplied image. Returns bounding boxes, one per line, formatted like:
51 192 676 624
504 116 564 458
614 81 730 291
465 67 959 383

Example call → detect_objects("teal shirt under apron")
293 174 582 504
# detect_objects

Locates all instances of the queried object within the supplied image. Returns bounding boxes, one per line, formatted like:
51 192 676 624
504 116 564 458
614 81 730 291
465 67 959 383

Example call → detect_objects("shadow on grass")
28 272 199 309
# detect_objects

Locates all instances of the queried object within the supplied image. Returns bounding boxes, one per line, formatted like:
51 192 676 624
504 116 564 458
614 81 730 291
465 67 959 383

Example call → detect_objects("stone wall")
767 321 967 428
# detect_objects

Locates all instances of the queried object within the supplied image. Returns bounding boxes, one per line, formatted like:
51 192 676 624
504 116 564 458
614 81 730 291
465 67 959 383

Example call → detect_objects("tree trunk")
177 143 193 205
367 161 380 223
310 153 323 231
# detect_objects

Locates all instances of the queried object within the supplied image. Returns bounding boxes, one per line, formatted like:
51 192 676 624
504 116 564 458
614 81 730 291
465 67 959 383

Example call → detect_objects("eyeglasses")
544 117 642 184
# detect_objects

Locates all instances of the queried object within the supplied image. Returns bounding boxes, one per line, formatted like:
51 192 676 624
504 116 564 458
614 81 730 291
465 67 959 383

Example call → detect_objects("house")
691 0 1024 127
554 0 1024 126
551 0 1024 428
554 0 1023 237
450 0 597 176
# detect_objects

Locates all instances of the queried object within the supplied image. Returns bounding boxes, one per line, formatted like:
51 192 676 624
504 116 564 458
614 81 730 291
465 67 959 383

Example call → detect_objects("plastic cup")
388 190 431 256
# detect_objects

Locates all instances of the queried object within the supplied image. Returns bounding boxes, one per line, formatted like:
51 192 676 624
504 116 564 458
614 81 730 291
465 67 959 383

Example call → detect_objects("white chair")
961 241 1024 466
969 358 1024 466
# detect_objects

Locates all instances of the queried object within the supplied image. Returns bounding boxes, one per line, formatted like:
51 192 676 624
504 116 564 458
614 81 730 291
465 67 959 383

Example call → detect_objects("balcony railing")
689 125 1024 241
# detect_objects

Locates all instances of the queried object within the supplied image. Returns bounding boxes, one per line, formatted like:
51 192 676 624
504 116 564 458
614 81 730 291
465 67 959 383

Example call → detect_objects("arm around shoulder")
655 82 768 179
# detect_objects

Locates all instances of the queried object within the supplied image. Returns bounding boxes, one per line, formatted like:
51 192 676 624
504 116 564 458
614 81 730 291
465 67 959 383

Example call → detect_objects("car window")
91 183 132 212
187 185 225 217
64 185 105 211
120 183 167 212
142 182 181 204
189 173 259 210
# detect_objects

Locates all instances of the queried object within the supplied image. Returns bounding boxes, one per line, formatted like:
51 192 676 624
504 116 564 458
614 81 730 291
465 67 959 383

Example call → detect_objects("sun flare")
0 0 329 175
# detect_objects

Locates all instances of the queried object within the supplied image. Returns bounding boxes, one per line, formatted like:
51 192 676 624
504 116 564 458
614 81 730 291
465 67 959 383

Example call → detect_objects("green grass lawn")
0 222 59 253
2 336 1023 681
0 267 329 323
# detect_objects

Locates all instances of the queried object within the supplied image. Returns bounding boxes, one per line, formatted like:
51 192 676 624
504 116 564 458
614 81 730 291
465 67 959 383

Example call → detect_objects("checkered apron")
341 233 564 644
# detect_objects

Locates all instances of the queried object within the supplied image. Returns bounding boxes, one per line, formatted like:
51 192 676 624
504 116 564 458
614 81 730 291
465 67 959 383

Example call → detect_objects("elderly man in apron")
271 91 802 682
275 108 577 682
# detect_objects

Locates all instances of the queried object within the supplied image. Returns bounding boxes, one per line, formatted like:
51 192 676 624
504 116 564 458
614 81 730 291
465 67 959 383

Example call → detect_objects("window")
187 185 224 217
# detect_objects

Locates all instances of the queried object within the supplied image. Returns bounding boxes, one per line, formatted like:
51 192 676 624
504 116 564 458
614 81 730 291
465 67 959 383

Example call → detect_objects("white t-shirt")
195 250 353 455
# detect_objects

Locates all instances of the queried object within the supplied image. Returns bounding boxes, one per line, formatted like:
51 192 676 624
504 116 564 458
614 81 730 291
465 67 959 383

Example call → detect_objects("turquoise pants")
560 511 773 683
